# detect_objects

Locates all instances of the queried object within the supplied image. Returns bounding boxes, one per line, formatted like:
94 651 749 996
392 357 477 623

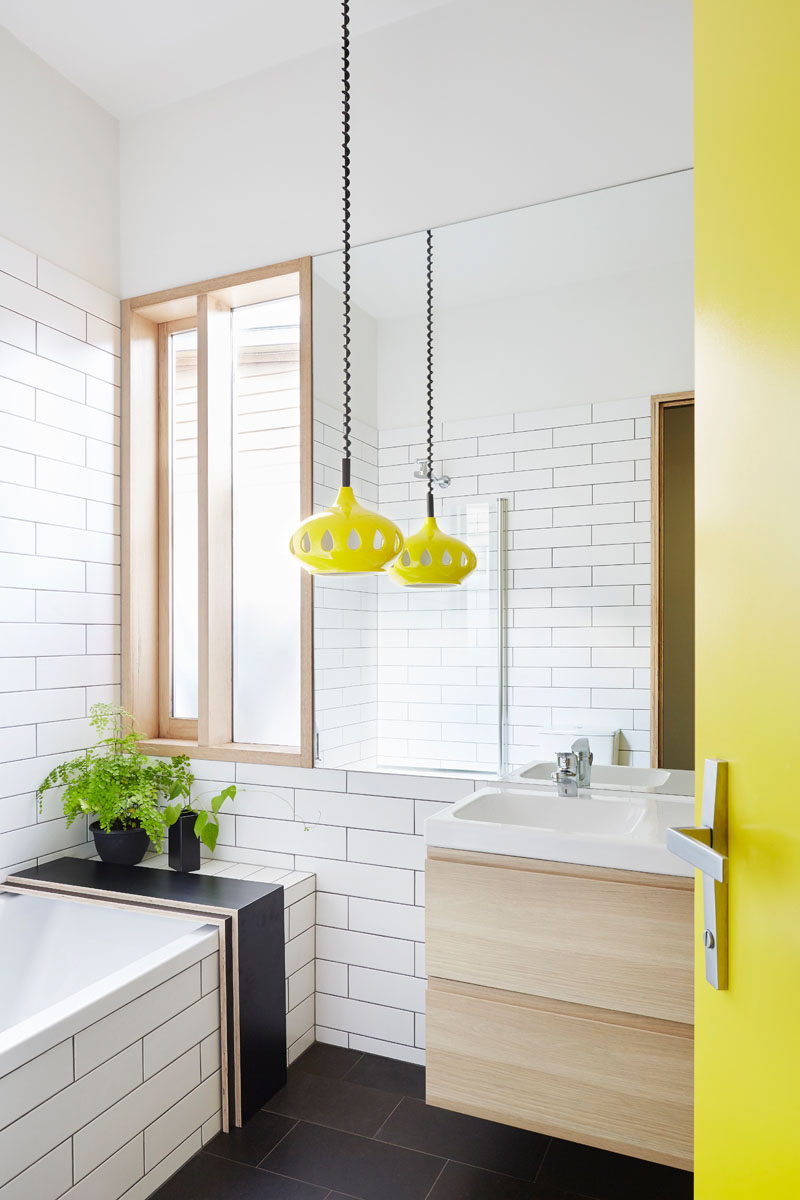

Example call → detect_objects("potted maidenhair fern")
37 703 235 869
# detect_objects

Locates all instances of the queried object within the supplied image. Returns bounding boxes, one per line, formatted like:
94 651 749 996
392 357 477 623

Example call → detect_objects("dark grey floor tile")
204 1109 297 1166
426 1160 539 1199
291 1042 364 1080
537 1139 693 1200
376 1098 549 1181
343 1052 426 1100
150 1151 328 1199
262 1119 446 1200
264 1070 402 1137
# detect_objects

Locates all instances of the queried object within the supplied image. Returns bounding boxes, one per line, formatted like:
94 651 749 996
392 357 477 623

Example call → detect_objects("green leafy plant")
163 783 237 855
37 703 196 852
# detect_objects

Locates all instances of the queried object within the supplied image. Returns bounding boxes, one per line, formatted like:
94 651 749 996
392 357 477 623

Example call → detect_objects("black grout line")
55 957 206 1061
0 1137 72 1193
141 1067 222 1171
66 1046 200 1150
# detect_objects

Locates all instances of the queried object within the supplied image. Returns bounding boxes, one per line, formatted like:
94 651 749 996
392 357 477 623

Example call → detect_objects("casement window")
122 261 313 765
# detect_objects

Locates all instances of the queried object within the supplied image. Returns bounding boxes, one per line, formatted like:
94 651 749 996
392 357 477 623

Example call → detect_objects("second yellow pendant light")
389 230 477 588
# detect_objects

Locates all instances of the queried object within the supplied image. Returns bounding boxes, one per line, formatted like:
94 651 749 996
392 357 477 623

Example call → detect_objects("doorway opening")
651 392 695 769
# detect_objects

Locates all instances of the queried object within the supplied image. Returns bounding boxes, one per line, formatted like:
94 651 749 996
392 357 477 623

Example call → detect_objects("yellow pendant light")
289 0 403 576
388 231 477 589
289 470 404 575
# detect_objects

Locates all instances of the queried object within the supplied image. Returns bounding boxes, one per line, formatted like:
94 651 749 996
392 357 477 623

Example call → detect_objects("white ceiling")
314 171 694 321
0 0 454 118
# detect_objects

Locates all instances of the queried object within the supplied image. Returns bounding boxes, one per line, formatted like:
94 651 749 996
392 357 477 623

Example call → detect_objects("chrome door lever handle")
667 759 729 990
666 825 727 882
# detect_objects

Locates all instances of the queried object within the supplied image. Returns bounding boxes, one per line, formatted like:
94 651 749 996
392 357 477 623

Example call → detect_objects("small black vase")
169 811 201 873
91 821 150 866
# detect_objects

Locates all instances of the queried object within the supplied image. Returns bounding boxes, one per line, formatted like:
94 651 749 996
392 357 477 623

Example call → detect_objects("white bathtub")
0 891 222 1200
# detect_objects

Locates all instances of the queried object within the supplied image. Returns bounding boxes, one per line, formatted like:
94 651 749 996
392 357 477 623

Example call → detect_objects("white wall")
0 234 121 880
0 27 119 295
119 0 692 296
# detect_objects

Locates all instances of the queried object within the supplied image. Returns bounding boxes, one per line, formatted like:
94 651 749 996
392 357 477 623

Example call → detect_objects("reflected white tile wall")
315 398 653 773
313 400 379 769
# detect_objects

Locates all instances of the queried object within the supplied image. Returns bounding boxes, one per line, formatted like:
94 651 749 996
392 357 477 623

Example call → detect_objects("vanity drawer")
426 977 693 1170
426 848 693 1024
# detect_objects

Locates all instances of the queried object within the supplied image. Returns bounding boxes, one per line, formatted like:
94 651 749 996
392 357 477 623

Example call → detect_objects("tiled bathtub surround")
190 759 484 1066
0 232 120 880
135 851 318 1067
0 907 221 1200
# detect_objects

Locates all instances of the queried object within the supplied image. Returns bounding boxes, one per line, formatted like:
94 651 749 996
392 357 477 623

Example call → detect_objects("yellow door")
694 1 800 1195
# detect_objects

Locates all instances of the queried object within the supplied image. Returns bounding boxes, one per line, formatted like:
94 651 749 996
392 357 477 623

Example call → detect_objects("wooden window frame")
650 390 694 768
158 314 199 741
121 259 314 766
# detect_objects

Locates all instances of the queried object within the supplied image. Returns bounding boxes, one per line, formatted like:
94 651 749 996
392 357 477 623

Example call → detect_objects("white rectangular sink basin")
505 761 695 796
425 785 695 876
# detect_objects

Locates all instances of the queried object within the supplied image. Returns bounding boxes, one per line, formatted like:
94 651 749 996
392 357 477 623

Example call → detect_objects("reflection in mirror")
311 170 694 778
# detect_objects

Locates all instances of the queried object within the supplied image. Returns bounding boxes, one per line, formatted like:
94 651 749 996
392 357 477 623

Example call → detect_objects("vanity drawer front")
425 849 693 1024
426 979 693 1171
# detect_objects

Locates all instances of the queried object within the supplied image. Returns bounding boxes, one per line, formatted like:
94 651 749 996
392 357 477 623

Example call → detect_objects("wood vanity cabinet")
425 846 694 1170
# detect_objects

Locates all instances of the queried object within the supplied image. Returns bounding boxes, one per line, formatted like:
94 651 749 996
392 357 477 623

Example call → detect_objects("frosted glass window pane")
170 329 199 720
232 296 302 747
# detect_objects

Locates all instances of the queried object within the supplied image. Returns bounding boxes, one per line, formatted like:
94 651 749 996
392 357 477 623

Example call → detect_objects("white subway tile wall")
0 946 220 1200
0 242 120 880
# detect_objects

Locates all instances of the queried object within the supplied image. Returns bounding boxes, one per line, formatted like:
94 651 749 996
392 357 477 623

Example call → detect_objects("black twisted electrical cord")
341 0 352 482
426 229 435 518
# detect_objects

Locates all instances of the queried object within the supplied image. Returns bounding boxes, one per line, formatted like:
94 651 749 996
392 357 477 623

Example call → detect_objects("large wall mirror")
311 170 694 779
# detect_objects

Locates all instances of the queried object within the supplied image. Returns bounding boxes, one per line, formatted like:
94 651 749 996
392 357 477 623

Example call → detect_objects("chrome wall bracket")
666 759 729 989
413 458 450 489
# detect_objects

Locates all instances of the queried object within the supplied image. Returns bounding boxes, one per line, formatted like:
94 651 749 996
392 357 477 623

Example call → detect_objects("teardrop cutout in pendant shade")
388 230 477 589
289 0 403 576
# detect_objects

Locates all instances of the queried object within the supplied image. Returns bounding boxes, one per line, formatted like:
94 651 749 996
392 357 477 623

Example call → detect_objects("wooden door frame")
650 391 695 767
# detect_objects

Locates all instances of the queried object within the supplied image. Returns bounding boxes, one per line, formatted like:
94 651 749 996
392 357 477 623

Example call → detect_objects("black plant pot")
91 820 150 866
169 811 201 873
